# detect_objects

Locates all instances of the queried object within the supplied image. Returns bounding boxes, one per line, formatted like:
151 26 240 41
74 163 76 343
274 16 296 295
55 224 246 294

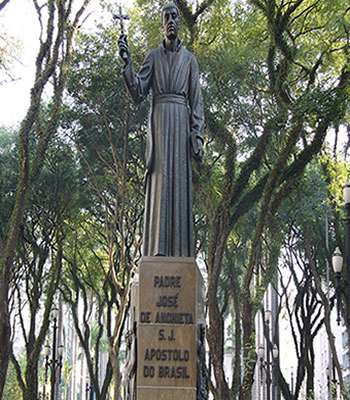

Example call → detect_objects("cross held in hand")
113 6 130 36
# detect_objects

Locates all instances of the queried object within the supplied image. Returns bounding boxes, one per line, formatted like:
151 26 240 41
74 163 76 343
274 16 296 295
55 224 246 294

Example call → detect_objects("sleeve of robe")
188 55 204 153
122 52 153 104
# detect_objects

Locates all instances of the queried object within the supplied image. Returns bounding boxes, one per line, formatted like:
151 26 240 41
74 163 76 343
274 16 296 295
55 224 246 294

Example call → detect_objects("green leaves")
320 151 348 211
0 126 18 238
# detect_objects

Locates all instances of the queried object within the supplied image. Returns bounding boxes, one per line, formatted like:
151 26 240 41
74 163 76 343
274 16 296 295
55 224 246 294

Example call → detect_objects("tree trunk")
109 344 122 400
0 128 29 397
23 360 39 400
114 360 122 400
231 275 242 398
240 295 256 400
0 0 90 395
207 276 230 399
0 274 10 399
207 220 232 399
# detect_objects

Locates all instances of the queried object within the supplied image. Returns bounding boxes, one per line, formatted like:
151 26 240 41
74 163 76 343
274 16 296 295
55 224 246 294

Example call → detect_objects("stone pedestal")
132 256 205 399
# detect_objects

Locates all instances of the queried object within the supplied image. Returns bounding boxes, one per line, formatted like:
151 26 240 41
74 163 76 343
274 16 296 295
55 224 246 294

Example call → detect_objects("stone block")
134 256 204 399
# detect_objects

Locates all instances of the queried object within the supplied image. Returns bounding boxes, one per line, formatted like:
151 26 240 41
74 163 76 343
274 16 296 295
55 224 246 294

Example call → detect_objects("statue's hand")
118 34 130 64
190 134 203 161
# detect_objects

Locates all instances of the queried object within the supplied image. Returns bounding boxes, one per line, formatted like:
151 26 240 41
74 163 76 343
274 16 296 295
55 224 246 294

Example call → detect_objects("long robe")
123 39 204 257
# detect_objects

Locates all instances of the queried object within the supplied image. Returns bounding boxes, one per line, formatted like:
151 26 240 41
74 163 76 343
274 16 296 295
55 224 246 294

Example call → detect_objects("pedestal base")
137 387 197 399
127 256 205 400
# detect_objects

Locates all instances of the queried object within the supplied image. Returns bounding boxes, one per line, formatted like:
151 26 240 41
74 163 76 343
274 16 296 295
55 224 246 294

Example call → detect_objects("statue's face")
162 6 179 41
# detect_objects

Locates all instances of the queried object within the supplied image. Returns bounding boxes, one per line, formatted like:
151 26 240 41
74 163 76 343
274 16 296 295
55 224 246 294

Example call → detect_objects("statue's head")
162 3 180 41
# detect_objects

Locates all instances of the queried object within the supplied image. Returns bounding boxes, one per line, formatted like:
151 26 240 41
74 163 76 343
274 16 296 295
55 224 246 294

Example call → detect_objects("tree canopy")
0 0 349 399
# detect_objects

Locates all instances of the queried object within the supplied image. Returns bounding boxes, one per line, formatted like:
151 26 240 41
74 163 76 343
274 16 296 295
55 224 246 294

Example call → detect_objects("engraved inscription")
156 293 179 308
154 275 182 288
143 346 191 379
137 260 198 391
140 270 194 324
155 311 193 324
141 312 151 323
158 328 175 341
144 348 190 362
158 366 190 379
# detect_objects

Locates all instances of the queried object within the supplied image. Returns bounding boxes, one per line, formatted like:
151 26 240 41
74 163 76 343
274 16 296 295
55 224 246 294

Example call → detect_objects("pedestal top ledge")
141 256 196 265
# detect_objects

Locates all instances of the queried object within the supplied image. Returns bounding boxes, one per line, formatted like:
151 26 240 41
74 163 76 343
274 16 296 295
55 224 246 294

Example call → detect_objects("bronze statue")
118 3 204 257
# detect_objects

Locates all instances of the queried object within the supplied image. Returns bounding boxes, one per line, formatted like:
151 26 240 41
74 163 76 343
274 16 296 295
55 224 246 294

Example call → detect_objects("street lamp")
332 247 343 325
332 247 343 274
38 308 64 400
49 307 64 400
343 182 350 205
332 181 350 326
272 344 279 359
258 344 279 400
39 344 50 400
258 345 265 360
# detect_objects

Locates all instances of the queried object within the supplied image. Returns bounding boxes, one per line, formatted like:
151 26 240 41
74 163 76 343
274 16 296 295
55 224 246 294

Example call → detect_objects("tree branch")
0 0 10 12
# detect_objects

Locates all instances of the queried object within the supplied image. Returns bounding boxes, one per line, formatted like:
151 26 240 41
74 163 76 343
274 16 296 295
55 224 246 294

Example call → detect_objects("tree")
4 135 81 400
308 153 349 397
61 226 115 400
0 31 20 85
199 1 349 397
0 0 90 396
278 224 328 399
246 156 348 399
60 24 146 399
2 355 22 400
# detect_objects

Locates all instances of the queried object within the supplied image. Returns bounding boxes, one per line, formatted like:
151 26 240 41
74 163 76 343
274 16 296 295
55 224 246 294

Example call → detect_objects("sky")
0 0 39 127
0 0 132 128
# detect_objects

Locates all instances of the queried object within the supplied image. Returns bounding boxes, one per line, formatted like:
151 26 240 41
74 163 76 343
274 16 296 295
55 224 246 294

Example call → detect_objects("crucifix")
113 6 130 60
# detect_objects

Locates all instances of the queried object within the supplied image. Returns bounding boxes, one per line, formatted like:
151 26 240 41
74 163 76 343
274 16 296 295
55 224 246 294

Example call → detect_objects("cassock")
123 39 204 257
